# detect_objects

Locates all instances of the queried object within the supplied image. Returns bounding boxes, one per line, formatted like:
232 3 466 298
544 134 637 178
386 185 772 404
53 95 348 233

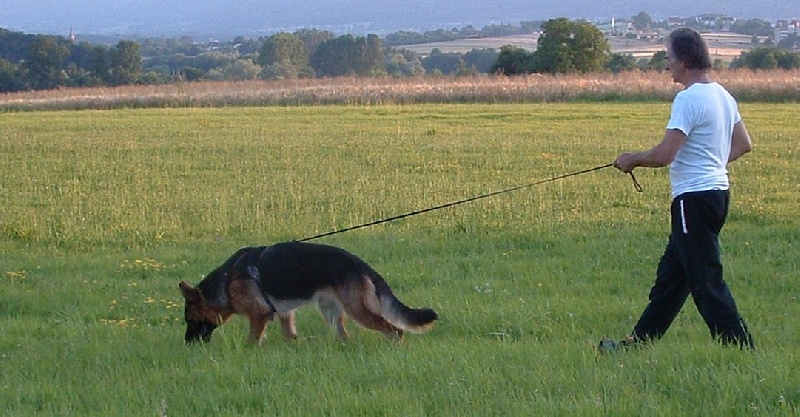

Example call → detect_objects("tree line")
2 16 799 93
1 29 145 91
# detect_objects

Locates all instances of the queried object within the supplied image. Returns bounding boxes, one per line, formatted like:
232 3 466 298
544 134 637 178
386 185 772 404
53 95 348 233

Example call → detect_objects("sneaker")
597 336 637 354
597 337 619 354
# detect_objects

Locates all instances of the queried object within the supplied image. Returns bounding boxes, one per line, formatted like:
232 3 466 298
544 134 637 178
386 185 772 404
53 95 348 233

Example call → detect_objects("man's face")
665 45 683 83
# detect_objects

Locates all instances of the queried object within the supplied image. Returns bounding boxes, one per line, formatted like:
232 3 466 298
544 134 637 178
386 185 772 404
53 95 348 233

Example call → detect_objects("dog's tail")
368 274 438 334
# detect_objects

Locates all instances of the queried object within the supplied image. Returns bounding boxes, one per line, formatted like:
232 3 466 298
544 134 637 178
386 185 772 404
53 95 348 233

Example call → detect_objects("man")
605 28 755 350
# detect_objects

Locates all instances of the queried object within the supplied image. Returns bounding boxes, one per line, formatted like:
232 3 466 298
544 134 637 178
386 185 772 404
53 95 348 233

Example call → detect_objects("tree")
310 36 351 76
190 51 237 72
383 30 425 47
364 34 385 75
606 53 637 73
207 59 261 81
731 47 799 70
66 41 94 72
647 50 667 70
0 28 37 63
757 52 779 70
777 33 800 51
530 18 574 73
730 19 774 37
180 67 205 82
310 34 384 77
775 52 800 69
64 62 94 87
454 61 479 76
88 45 111 84
261 60 304 79
138 70 168 85
569 20 611 72
385 50 425 76
519 21 542 34
463 48 500 73
0 57 25 92
233 36 261 55
421 49 463 74
109 40 142 85
530 18 610 73
632 12 653 30
22 36 69 90
257 32 308 75
293 29 336 59
490 45 534 75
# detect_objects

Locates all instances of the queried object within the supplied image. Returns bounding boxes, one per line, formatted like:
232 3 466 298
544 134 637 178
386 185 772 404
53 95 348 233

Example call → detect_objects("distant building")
68 26 76 43
774 19 800 48
695 15 718 27
668 17 686 27
719 17 736 31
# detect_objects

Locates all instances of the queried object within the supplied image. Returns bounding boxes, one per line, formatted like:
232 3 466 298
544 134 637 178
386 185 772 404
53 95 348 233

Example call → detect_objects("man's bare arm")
613 129 686 173
729 121 753 163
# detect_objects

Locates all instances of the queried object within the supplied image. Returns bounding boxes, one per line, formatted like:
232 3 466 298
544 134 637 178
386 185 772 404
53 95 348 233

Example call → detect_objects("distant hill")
1 0 795 38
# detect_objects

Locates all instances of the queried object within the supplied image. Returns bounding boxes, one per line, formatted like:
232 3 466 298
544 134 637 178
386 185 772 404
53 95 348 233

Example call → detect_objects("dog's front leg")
279 312 298 340
228 279 274 345
247 314 271 344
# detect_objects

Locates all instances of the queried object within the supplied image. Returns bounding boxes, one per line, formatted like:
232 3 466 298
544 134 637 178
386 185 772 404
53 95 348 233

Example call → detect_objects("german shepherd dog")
178 241 438 344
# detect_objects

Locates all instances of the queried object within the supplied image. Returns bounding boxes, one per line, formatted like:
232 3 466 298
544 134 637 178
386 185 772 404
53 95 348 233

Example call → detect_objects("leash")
297 163 642 242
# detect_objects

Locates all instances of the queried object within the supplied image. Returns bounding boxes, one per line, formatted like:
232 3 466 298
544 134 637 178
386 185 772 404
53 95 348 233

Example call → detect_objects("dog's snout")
185 321 217 345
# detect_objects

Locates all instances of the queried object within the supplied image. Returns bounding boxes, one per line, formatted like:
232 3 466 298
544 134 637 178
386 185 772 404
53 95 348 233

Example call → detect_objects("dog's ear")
179 281 203 303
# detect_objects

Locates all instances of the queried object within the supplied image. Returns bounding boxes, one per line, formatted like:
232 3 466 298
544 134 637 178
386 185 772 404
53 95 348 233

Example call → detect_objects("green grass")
1 103 798 416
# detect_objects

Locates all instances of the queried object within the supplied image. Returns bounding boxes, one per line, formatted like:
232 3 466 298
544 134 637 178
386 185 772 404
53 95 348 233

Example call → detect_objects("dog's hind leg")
336 280 403 340
228 279 274 344
317 294 350 340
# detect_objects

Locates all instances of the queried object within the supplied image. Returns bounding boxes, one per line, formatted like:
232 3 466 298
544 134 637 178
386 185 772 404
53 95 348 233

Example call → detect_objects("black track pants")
632 190 754 349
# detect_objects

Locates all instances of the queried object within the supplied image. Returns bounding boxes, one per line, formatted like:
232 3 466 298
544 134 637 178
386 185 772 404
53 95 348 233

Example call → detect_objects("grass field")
1 103 798 416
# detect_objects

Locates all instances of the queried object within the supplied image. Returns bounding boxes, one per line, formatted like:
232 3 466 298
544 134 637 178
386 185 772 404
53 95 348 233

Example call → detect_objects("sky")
0 0 796 38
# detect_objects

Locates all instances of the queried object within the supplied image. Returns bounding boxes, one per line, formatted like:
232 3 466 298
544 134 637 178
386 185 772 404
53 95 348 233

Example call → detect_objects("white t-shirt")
666 82 741 198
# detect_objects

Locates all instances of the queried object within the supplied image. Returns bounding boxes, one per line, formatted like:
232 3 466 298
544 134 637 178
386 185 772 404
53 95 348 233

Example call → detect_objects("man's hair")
668 28 712 71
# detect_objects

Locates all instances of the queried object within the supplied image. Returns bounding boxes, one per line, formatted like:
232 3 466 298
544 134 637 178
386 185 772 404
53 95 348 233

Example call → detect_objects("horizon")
0 0 796 40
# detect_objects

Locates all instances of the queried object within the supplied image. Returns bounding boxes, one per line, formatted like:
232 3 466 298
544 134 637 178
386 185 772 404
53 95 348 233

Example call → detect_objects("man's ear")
179 281 203 303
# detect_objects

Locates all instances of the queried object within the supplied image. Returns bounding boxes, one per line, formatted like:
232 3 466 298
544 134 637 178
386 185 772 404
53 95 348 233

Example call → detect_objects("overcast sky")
1 0 796 38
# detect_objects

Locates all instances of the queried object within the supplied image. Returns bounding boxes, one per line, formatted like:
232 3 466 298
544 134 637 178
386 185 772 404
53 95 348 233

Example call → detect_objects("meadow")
1 102 798 416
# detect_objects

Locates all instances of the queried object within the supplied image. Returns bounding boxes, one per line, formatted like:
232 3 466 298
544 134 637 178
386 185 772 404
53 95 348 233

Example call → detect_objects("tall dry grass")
1 69 798 111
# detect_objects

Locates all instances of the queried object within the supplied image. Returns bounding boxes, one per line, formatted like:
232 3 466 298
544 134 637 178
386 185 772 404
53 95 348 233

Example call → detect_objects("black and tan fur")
178 241 438 344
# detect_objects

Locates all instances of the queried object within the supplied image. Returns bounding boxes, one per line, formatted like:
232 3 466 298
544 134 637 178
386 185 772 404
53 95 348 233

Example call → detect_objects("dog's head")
178 281 220 345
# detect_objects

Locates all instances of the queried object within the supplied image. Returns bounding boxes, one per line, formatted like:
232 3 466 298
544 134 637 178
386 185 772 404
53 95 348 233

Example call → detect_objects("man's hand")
613 153 638 173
